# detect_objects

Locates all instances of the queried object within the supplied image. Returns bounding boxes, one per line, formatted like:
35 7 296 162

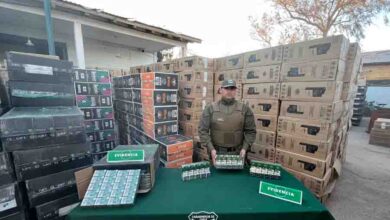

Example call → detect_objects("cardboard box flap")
75 166 93 200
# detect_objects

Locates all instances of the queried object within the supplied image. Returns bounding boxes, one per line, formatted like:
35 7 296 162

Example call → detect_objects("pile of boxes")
175 56 214 161
275 36 361 202
0 52 92 219
74 69 117 161
369 118 390 147
113 72 194 168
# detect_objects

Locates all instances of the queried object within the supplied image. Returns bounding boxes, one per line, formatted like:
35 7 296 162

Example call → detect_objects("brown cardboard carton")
282 35 350 63
242 83 280 100
74 167 94 199
341 82 357 101
254 130 276 147
214 84 243 101
254 114 278 132
243 99 280 115
158 60 177 72
280 81 342 102
344 43 362 83
161 156 193 168
243 46 283 67
242 65 281 83
279 101 343 122
275 149 332 178
179 121 199 138
215 54 244 71
276 133 333 160
178 98 212 112
280 59 346 82
175 56 214 72
214 69 243 84
179 109 202 123
130 65 144 74
179 82 213 99
277 116 337 141
285 167 332 196
179 70 214 84
247 145 276 163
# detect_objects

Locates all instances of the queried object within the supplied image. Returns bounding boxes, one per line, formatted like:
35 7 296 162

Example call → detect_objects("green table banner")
106 150 144 163
259 181 303 205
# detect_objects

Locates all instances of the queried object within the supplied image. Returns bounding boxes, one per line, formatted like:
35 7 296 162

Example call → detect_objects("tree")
249 0 390 46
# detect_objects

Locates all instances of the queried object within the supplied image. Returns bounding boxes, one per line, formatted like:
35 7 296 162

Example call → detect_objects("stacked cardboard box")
241 46 283 162
369 118 390 147
74 69 117 161
275 35 361 201
113 72 193 168
0 52 91 219
176 56 214 140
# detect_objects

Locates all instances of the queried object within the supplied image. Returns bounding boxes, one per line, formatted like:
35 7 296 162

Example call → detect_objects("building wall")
0 22 155 69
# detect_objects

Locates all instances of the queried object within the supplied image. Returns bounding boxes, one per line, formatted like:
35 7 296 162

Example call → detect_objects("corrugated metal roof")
362 50 390 65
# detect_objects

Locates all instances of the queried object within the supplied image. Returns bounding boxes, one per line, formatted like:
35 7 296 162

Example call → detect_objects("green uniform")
198 98 256 153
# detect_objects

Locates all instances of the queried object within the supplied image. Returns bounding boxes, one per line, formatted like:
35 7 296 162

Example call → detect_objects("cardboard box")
155 134 193 162
81 107 114 120
254 114 278 132
141 72 179 90
86 130 116 142
74 69 110 83
76 95 112 108
143 120 178 138
92 144 159 193
75 82 112 96
0 183 22 218
285 167 332 196
143 63 159 72
90 140 116 154
243 46 283 67
341 82 357 101
215 54 244 71
214 84 243 101
242 65 281 83
179 70 214 84
34 193 79 220
175 56 214 72
275 149 332 178
282 35 350 63
0 152 14 186
247 145 276 163
277 116 337 141
280 81 342 102
85 119 115 132
242 99 279 115
9 81 75 107
12 143 92 181
25 167 85 207
142 106 178 123
179 109 202 123
214 69 243 84
276 133 333 160
254 130 276 147
178 98 212 112
179 121 199 138
344 43 362 83
179 82 213 99
158 61 177 72
242 83 280 100
130 65 144 74
132 89 178 106
6 51 73 83
279 101 343 122
160 156 193 168
280 59 346 82
114 88 132 101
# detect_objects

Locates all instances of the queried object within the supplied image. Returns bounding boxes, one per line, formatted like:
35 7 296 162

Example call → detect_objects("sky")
69 0 390 58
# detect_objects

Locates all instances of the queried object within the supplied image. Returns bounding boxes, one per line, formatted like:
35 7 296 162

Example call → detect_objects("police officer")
198 79 256 165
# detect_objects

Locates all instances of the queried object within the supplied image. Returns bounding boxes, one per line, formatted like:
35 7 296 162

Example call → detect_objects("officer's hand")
240 149 246 159
211 150 217 165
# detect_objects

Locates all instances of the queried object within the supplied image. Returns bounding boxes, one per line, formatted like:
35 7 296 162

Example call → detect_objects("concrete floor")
326 118 390 220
